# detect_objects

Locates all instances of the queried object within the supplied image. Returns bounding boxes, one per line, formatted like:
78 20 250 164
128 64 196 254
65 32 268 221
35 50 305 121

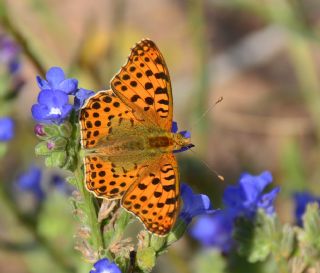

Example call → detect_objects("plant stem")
74 164 105 254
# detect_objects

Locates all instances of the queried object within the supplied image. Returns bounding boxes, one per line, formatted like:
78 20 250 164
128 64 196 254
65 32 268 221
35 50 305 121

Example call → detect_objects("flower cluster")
31 67 94 124
190 171 280 252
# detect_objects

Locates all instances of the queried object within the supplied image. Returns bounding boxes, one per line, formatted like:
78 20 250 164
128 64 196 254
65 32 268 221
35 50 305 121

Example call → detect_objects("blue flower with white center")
16 165 45 201
223 171 279 219
74 88 95 110
31 89 73 124
179 183 215 224
0 117 14 141
293 192 320 226
189 211 234 252
36 66 78 95
90 258 122 273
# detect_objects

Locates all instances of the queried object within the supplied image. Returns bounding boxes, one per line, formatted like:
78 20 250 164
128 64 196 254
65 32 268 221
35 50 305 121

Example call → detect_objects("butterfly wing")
121 153 180 235
80 89 140 149
111 39 173 131
84 155 147 199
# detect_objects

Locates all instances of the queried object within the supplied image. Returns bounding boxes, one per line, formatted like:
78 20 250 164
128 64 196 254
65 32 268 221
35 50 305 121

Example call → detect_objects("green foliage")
193 250 226 273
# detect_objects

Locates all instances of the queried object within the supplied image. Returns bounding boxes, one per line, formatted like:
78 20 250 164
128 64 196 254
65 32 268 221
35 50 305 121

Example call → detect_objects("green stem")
74 164 105 254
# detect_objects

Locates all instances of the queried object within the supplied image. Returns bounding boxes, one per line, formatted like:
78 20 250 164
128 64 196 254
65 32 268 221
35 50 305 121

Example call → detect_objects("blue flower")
36 67 78 95
74 88 95 110
189 211 234 252
293 192 320 226
223 171 279 219
31 89 73 124
179 183 215 224
16 166 45 200
50 174 73 195
90 258 121 273
0 117 14 141
0 35 20 74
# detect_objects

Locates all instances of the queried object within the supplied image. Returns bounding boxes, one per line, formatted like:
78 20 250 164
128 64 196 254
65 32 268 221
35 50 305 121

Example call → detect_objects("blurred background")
1 0 320 272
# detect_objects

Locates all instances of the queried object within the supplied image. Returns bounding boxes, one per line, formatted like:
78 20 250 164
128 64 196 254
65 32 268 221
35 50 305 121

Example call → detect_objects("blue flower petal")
239 171 273 203
223 171 278 219
171 121 178 133
189 211 234 252
58 78 78 95
46 67 65 88
74 88 95 110
0 117 14 141
31 89 72 124
179 130 191 138
179 183 215 224
16 165 45 201
90 258 122 273
36 76 49 89
257 187 280 215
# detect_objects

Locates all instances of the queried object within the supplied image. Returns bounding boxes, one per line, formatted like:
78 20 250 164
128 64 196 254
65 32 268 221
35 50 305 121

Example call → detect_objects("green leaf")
45 151 67 168
279 224 295 259
299 203 320 254
234 211 280 263
166 218 188 246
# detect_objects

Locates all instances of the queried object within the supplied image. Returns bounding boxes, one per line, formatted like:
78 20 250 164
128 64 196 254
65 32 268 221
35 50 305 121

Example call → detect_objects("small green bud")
45 151 67 168
150 234 167 252
58 122 72 137
136 247 156 272
52 137 68 150
43 124 60 137
35 141 51 156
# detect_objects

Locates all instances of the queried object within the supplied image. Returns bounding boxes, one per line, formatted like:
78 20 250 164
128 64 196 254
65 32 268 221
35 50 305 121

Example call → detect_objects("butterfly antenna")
190 96 223 133
188 148 224 182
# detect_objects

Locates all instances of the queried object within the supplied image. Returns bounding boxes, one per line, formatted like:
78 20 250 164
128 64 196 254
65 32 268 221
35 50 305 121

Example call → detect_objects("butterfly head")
172 131 194 152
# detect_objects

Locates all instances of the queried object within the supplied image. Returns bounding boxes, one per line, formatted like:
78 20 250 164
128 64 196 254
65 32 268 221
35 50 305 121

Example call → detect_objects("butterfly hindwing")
84 155 145 199
111 39 173 131
121 153 180 235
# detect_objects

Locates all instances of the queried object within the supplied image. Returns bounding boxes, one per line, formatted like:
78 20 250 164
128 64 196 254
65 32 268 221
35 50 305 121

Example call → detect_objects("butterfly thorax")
86 130 190 157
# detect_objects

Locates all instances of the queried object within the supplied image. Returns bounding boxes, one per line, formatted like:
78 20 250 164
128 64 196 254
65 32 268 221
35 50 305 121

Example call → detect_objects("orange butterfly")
79 39 191 235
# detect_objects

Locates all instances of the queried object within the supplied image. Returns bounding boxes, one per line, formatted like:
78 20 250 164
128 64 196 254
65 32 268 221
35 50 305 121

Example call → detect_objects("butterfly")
79 39 192 235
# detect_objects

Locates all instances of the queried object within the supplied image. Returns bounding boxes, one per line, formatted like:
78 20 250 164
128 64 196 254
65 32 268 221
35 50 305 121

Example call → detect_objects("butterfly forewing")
111 39 173 131
80 89 139 149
